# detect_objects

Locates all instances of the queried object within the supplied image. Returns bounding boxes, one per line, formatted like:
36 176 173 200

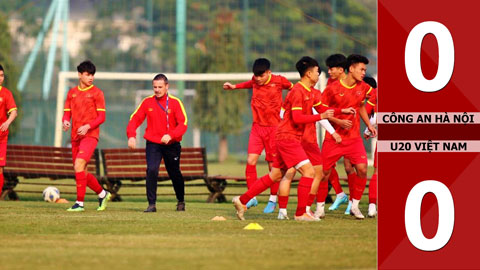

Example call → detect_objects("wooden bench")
100 147 227 203
2 144 100 200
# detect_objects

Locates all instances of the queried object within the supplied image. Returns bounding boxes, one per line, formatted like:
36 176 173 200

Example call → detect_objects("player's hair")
363 76 377 88
77 60 96 75
346 54 369 71
252 58 271 76
153 73 169 84
0 64 4 72
325 54 347 69
296 56 320 77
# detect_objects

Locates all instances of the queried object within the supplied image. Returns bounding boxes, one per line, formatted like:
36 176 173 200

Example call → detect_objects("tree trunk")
218 135 228 163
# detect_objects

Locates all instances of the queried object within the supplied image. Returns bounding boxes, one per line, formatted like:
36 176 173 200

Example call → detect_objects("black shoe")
176 201 185 211
144 205 157 212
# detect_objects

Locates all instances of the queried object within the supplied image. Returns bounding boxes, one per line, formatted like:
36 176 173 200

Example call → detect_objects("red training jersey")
235 74 293 126
0 86 17 140
365 88 377 114
321 79 373 141
276 82 322 142
127 93 187 144
301 88 323 144
63 85 106 141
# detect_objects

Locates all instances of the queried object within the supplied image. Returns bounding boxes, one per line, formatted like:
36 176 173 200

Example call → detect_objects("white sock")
279 208 287 215
352 199 360 208
76 201 84 207
98 190 106 198
316 202 325 210
269 195 277 202
369 203 376 210
306 206 311 213
336 192 346 198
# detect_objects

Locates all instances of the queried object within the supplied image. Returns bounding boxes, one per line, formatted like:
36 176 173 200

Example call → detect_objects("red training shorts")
301 142 322 166
322 137 367 170
71 136 98 164
272 139 309 170
247 123 277 162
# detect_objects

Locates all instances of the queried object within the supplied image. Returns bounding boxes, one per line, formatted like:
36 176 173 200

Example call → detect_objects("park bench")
100 147 227 203
2 144 100 200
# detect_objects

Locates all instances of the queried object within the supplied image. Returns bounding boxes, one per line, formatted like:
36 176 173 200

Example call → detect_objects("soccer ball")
43 186 60 202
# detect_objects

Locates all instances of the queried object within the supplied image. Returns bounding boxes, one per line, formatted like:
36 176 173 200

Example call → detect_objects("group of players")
0 54 377 219
225 54 378 221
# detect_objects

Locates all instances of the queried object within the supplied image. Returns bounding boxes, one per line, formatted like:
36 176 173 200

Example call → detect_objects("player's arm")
281 76 294 90
126 99 148 148
0 108 17 132
359 103 377 137
62 91 72 131
292 109 334 123
223 79 254 90
163 97 188 144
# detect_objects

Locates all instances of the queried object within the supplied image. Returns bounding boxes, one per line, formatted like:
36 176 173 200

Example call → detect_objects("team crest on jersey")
270 83 276 87
339 93 345 97
356 91 362 96
87 94 92 98
167 109 172 114
148 108 153 112
72 94 77 98
0 97 3 102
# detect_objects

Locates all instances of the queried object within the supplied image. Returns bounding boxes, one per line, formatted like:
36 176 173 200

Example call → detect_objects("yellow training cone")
243 223 264 230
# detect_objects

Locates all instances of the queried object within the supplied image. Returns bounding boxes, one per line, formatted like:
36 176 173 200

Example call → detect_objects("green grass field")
0 160 376 270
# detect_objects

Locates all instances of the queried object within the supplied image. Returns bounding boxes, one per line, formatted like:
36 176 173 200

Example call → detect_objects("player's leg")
277 167 296 219
245 153 260 208
368 145 378 217
263 126 279 213
294 162 317 221
66 140 87 211
78 137 110 210
0 167 4 197
245 123 263 208
302 142 324 217
346 138 369 219
0 142 6 197
344 158 356 215
144 141 163 212
232 167 284 220
328 167 348 211
162 142 185 211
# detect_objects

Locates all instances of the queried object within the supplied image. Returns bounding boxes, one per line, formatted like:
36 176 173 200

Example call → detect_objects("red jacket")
126 93 188 144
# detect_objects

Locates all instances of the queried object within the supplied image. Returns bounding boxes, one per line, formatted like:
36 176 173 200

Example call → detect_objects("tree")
192 9 247 162
0 15 22 137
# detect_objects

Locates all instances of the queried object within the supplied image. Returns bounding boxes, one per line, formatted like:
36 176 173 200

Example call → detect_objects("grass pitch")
0 160 376 270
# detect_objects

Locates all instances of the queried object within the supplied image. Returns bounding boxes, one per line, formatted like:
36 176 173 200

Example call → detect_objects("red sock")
353 176 367 201
369 173 377 204
307 194 316 207
240 174 273 205
0 173 4 195
270 181 279 195
295 176 313 216
347 173 356 200
329 168 343 194
75 171 87 202
316 180 329 203
86 173 103 194
278 195 289 209
245 164 257 189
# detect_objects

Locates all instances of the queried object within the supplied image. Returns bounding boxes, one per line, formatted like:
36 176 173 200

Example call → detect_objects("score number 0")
403 21 455 251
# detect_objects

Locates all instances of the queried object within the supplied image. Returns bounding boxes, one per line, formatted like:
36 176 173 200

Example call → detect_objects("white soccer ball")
43 186 60 202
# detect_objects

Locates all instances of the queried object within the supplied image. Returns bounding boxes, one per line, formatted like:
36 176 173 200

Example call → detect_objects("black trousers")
145 141 184 205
